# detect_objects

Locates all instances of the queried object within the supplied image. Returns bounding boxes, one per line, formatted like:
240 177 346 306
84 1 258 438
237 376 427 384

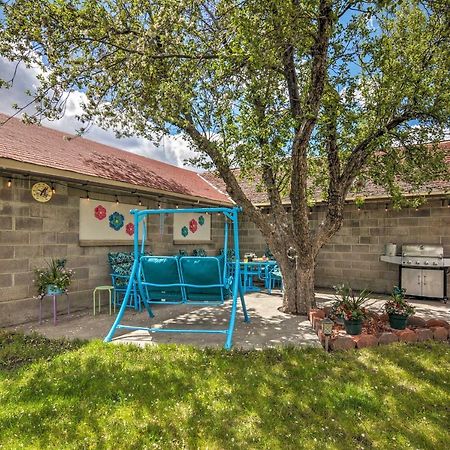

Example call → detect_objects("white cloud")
0 57 199 169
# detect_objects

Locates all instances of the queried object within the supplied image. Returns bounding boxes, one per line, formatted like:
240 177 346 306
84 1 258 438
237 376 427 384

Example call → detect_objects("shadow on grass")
0 330 86 372
0 332 448 449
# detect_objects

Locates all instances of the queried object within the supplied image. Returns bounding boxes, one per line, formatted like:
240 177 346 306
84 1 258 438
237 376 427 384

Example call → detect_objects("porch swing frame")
104 206 249 349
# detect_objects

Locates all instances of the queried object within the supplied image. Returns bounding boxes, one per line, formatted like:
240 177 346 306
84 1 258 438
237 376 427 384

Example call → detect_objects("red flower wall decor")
189 219 198 233
126 223 135 236
94 205 107 220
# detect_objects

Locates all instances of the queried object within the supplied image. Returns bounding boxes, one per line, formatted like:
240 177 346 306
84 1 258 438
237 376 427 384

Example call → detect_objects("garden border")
309 308 449 351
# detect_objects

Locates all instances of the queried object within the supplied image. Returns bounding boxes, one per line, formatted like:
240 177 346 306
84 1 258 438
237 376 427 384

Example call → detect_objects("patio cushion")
140 256 183 301
179 256 225 302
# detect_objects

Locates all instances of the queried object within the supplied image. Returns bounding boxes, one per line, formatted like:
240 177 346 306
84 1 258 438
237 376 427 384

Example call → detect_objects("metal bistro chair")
266 264 283 294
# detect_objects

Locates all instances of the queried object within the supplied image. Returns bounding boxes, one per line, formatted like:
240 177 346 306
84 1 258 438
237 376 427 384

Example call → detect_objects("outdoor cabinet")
401 268 445 299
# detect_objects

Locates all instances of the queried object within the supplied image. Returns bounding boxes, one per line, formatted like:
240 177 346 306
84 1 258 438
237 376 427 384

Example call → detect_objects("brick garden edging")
309 309 449 351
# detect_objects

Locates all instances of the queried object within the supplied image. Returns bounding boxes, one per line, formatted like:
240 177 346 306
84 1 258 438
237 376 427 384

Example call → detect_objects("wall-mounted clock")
31 182 53 203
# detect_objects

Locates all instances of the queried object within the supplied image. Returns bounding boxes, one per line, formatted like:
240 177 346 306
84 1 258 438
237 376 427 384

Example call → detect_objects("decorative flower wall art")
94 205 107 220
189 218 198 233
126 223 135 236
174 213 211 242
109 211 125 231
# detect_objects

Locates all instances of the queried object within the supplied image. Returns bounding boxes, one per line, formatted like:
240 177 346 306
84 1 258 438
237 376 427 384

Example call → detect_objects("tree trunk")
275 253 316 316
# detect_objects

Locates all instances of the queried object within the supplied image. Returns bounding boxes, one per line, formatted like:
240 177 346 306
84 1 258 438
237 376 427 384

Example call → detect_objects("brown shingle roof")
0 113 229 203
202 141 450 205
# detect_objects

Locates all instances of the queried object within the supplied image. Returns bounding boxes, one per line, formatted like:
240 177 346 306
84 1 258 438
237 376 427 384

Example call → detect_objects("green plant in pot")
34 259 74 300
333 284 372 335
384 286 415 330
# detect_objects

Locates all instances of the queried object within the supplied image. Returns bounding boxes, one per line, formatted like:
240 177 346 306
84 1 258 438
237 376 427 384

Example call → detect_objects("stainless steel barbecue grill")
380 244 449 302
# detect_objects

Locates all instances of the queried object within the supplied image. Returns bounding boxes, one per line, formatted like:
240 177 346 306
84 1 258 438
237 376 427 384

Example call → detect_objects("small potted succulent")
384 286 415 330
332 284 372 335
34 259 74 300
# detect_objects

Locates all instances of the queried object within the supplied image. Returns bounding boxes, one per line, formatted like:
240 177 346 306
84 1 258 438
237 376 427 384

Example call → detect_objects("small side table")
39 292 70 326
93 286 115 316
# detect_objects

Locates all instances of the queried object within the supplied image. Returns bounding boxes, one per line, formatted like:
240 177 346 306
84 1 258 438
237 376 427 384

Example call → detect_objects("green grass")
0 331 448 449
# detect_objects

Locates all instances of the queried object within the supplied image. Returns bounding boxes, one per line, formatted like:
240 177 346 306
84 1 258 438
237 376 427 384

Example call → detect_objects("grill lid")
402 244 443 258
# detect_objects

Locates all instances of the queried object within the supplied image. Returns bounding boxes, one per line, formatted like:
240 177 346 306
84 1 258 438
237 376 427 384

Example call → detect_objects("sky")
0 56 198 169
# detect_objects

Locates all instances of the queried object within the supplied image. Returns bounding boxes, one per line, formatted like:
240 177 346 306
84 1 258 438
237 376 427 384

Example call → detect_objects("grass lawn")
0 331 448 449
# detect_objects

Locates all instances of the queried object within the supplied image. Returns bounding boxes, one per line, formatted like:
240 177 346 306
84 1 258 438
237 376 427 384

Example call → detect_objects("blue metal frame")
104 206 249 349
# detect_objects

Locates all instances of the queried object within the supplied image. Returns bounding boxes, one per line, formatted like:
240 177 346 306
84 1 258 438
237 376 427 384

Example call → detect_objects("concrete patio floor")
7 289 449 349
8 291 321 350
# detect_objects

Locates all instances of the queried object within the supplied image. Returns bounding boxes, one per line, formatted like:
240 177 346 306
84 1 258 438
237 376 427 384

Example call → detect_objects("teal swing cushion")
140 256 183 301
179 256 228 302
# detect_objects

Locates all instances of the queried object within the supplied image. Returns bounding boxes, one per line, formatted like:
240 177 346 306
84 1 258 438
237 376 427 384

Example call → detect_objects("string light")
138 196 142 206
7 178 12 188
309 207 312 216
175 204 179 209
86 190 90 200
385 203 388 212
115 195 119 205
51 182 56 194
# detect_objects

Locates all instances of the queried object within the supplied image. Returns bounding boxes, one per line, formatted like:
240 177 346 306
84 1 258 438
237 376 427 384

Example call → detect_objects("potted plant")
34 259 74 299
332 284 372 335
384 286 415 330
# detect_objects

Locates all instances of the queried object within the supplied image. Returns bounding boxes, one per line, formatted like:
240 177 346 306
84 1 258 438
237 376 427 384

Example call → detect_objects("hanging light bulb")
7 178 12 188
385 203 388 212
51 182 56 194
138 196 142 206
115 195 119 205
447 199 450 208
86 190 90 200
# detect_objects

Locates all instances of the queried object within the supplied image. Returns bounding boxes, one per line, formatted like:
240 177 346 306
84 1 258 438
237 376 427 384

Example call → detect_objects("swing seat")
140 256 183 301
179 256 228 302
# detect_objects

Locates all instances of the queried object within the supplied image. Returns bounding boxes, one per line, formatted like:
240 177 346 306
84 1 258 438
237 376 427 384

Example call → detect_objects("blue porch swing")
104 206 249 349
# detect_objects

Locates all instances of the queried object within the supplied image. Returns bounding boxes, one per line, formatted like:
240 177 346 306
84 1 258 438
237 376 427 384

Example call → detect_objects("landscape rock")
414 328 433 342
395 329 417 343
407 316 426 327
425 319 449 329
378 332 399 345
352 334 379 348
430 326 449 341
330 336 356 351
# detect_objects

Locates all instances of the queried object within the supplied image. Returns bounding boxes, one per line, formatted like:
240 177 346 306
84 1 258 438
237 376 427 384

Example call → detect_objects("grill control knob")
415 260 420 265
433 261 438 266
407 260 412 264
424 261 429 265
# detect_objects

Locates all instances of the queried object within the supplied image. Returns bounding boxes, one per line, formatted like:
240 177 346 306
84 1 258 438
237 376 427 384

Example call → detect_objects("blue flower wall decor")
198 215 205 226
109 212 125 231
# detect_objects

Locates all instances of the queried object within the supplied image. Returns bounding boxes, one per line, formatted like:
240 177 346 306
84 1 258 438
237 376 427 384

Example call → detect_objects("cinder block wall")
239 198 450 293
0 177 224 326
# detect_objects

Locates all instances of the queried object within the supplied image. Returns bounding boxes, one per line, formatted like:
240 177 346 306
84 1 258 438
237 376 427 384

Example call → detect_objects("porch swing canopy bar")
130 206 242 217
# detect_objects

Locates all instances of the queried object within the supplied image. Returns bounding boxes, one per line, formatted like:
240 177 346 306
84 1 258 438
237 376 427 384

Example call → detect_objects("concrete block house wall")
239 198 450 294
0 177 225 326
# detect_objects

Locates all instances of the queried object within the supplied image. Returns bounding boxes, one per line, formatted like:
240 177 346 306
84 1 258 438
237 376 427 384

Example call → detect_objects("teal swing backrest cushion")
179 256 225 302
140 256 183 301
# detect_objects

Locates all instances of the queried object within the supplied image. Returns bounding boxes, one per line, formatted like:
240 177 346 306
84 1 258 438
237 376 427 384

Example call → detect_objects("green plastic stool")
93 286 114 316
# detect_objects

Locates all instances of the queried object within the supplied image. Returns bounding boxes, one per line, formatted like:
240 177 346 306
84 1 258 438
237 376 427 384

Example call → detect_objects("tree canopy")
1 0 449 312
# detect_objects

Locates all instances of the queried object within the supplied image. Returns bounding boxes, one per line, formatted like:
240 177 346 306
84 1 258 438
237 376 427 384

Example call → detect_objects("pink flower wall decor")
126 222 135 236
94 205 107 220
189 218 198 233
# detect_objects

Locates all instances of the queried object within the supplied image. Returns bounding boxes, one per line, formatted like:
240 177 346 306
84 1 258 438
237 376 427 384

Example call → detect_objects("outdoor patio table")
239 260 277 293
39 292 70 326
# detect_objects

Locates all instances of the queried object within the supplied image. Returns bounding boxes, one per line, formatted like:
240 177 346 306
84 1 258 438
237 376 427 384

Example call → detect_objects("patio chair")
266 264 283 294
108 251 151 310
